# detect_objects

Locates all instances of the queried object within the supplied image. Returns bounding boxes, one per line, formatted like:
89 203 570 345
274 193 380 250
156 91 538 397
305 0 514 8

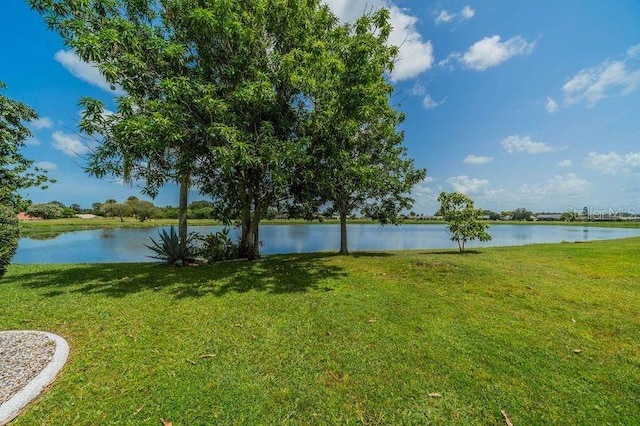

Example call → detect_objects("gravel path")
0 332 56 405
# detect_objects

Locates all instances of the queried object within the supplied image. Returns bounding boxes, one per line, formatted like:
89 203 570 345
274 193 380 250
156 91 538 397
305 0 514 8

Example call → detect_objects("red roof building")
17 212 42 221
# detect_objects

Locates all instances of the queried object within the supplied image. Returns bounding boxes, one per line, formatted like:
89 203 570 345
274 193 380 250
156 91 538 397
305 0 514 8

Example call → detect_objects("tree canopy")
0 81 52 277
30 0 426 260
299 10 426 254
0 81 52 209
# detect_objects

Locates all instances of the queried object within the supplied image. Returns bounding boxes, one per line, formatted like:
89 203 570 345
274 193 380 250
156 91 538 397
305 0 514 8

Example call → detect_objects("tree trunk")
178 172 189 244
238 205 261 261
339 211 348 255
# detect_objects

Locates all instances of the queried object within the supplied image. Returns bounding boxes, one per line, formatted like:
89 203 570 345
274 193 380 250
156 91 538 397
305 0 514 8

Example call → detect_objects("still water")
13 224 640 264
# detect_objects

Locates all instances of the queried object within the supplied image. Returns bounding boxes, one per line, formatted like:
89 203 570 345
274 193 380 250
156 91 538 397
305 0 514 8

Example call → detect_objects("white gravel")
0 331 69 425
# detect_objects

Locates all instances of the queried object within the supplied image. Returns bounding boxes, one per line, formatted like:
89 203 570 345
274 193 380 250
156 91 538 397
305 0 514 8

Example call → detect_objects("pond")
13 224 640 264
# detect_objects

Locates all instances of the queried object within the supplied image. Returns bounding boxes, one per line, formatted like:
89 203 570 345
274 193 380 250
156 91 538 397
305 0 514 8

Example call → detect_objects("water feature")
13 224 640 263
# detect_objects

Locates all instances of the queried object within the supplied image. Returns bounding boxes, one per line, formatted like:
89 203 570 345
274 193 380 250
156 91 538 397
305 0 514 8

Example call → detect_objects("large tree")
0 81 51 277
192 0 336 260
299 11 426 254
30 0 334 260
29 0 226 245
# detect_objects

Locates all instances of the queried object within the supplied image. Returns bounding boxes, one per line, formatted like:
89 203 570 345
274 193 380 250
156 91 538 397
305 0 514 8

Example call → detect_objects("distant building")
535 214 562 221
17 212 42 221
75 214 100 219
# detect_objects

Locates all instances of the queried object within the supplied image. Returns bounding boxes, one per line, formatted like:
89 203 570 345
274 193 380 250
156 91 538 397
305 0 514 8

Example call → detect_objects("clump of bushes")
0 205 19 278
196 228 239 262
146 226 240 266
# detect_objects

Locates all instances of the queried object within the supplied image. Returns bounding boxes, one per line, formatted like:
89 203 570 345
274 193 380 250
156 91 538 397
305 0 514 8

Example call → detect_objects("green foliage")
511 208 533 221
0 204 19 278
438 192 492 252
160 206 180 219
126 198 158 222
196 228 239 262
0 81 52 209
29 1 424 260
145 226 198 266
297 10 426 254
99 202 132 221
26 202 65 219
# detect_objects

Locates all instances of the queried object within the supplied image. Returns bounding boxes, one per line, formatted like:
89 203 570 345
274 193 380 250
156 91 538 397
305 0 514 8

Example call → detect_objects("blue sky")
3 0 640 214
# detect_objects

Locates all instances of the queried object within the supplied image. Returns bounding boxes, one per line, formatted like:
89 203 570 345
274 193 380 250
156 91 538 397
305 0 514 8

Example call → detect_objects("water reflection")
13 224 640 264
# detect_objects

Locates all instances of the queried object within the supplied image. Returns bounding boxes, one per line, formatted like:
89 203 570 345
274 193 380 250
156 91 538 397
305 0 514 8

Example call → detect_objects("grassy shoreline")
2 238 640 424
18 216 640 237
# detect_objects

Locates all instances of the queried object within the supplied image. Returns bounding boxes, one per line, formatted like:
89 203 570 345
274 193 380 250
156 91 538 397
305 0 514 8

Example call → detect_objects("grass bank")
2 239 639 424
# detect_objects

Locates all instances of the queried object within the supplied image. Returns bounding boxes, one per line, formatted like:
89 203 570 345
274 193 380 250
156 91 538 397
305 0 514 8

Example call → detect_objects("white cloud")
563 59 640 107
545 97 558 113
422 94 445 109
447 175 490 195
435 10 455 24
557 160 572 167
435 6 474 24
462 154 494 165
24 137 41 146
460 35 536 71
323 1 433 81
501 135 553 154
460 6 475 20
411 83 426 95
521 173 589 197
584 151 640 174
52 131 91 157
387 6 434 81
35 161 57 172
54 49 124 94
627 42 640 59
412 177 436 196
31 117 54 130
463 154 494 165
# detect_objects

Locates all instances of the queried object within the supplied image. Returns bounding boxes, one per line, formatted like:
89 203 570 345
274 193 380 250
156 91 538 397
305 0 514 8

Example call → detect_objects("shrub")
145 226 198 266
0 205 19 278
26 202 64 219
196 228 239 262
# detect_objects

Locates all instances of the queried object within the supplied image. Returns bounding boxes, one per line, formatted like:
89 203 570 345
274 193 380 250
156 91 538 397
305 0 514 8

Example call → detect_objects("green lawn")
2 239 639 424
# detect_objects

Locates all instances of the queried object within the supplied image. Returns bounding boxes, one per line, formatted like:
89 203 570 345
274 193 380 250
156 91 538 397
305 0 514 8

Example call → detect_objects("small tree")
126 198 158 222
99 202 132 222
512 207 533 221
437 192 491 252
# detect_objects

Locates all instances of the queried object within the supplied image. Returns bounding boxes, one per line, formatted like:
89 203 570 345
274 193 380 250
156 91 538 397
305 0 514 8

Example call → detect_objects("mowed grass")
1 239 639 424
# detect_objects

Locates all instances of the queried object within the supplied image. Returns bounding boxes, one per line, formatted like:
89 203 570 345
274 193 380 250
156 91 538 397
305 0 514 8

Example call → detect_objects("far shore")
18 216 640 238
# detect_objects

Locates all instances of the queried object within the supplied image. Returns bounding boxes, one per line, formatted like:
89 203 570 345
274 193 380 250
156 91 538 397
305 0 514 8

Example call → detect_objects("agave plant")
145 226 198 266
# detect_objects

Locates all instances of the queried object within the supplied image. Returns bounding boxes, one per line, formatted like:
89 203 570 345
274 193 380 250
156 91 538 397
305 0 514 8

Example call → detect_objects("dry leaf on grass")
160 419 172 426
428 392 441 398
501 409 513 426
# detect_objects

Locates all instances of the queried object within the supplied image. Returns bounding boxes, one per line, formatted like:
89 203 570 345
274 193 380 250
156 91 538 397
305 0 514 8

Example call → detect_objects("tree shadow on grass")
348 252 392 258
418 250 483 255
10 253 347 299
